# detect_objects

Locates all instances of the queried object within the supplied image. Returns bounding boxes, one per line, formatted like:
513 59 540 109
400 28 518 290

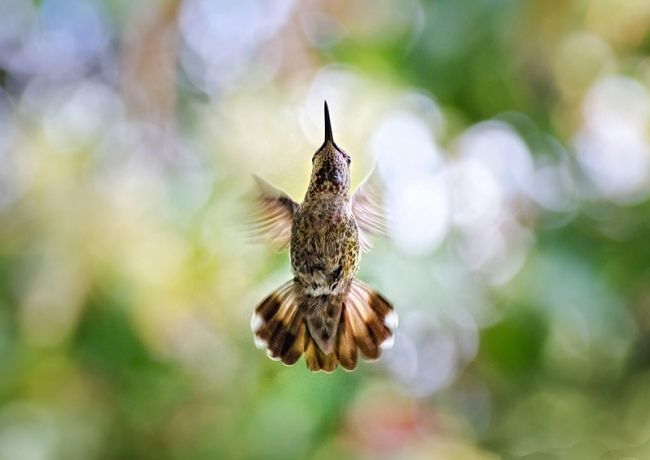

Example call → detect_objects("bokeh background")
1 0 650 459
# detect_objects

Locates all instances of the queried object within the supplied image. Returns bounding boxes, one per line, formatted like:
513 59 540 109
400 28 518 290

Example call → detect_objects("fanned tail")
252 278 398 373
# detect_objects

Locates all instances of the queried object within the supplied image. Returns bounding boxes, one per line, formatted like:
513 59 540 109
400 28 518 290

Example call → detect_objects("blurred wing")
248 175 298 249
351 168 387 252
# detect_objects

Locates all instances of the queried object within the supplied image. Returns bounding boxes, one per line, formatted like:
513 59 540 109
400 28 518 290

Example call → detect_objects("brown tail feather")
345 299 379 360
336 308 358 371
350 289 391 347
341 279 397 362
252 281 306 365
305 295 343 355
252 278 397 372
280 320 307 365
305 338 338 373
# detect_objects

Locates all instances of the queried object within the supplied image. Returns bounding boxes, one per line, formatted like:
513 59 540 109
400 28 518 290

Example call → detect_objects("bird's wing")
351 168 387 252
247 175 298 249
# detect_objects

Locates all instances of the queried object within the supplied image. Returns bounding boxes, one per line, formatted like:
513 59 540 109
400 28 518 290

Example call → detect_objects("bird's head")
307 101 351 197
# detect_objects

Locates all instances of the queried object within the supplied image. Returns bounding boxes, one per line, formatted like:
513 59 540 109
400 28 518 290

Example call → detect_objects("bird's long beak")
324 101 334 145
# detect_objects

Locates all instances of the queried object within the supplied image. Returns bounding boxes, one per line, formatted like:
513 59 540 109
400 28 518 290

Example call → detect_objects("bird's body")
291 196 359 299
250 102 397 372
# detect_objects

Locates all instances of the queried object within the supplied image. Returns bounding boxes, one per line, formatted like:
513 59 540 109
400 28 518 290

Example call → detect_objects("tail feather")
252 281 305 364
280 320 307 365
252 278 397 372
305 338 338 373
305 295 342 356
344 279 395 361
345 298 380 360
336 278 396 366
336 308 358 370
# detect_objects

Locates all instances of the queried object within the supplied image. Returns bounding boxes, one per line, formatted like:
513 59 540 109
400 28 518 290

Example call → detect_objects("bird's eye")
345 155 351 165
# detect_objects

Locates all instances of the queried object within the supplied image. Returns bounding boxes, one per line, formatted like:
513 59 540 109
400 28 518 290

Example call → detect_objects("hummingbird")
250 101 398 372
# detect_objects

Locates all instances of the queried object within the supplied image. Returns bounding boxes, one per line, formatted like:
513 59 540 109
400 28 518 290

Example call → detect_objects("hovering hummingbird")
250 102 398 372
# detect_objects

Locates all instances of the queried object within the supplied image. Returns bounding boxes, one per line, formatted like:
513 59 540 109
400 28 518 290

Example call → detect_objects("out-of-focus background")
1 0 650 459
